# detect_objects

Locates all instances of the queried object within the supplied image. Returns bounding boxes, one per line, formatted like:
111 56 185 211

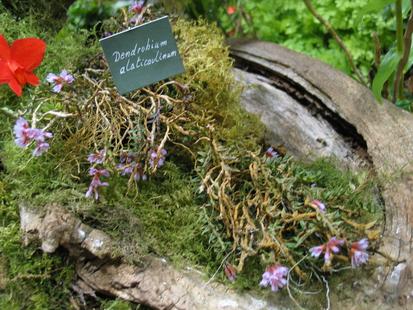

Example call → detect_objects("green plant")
184 1 394 79
67 0 116 30
182 0 413 109
368 0 413 105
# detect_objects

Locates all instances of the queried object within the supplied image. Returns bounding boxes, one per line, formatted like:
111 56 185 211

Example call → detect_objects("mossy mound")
0 4 384 309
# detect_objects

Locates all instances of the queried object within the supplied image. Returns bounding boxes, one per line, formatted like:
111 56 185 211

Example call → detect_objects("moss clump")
1 0 74 35
0 181 75 310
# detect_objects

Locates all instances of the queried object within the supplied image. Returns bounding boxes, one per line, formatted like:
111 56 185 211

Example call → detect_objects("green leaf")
403 0 412 17
396 99 412 111
372 48 401 102
356 0 393 22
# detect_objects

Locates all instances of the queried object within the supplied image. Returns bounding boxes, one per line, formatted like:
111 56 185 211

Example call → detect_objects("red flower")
227 6 236 15
0 35 46 96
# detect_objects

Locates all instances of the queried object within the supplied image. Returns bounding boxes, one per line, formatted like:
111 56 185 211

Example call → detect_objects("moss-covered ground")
0 2 384 309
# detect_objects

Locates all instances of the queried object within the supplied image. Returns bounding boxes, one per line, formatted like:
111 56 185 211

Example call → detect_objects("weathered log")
19 203 284 310
230 39 413 306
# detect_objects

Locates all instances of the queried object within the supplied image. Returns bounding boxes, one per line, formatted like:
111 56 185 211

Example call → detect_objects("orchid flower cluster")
83 147 168 200
13 117 52 156
225 236 369 293
310 237 369 268
220 147 371 292
12 69 74 156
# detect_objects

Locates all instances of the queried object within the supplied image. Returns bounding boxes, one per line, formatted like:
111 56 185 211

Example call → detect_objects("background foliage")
190 0 395 79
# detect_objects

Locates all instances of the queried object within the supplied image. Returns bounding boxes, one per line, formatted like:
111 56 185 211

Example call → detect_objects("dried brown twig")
303 0 368 86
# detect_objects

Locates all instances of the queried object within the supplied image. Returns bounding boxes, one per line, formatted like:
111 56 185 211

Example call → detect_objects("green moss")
1 0 74 34
0 180 75 309
174 19 265 149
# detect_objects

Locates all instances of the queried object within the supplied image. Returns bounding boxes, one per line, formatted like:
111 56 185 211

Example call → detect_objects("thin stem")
396 0 404 54
303 0 368 87
372 32 382 69
393 0 413 101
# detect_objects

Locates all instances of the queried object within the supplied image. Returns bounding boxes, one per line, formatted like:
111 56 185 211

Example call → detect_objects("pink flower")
46 69 74 93
227 6 236 15
14 117 31 147
33 141 50 156
265 147 279 159
89 167 109 178
87 149 106 164
149 147 167 168
129 0 144 14
13 117 52 156
310 199 326 213
85 168 109 200
310 237 345 263
259 264 288 292
224 263 237 282
350 239 369 268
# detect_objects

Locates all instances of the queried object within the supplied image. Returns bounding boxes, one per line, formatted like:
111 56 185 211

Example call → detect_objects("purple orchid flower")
33 141 50 157
310 237 345 264
259 264 289 292
350 239 369 268
14 117 31 147
28 128 52 157
117 153 147 181
310 199 326 213
149 148 167 168
85 168 109 200
265 147 279 159
129 0 145 14
13 117 53 156
87 149 106 164
46 70 74 93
